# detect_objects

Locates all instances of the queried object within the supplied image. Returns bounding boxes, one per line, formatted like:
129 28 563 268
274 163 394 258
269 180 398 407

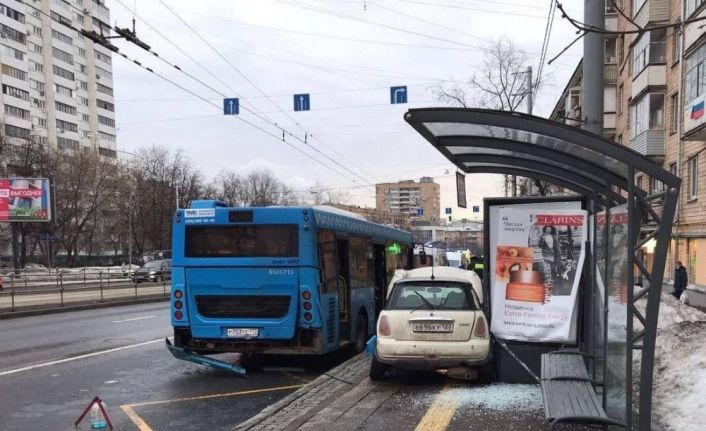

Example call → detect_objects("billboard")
489 203 587 343
0 178 52 222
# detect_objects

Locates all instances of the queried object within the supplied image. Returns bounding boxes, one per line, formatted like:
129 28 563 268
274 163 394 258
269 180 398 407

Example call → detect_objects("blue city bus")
168 200 413 365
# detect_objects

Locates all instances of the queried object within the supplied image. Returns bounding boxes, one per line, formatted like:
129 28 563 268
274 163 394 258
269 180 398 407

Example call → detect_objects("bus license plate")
227 328 259 338
412 322 453 333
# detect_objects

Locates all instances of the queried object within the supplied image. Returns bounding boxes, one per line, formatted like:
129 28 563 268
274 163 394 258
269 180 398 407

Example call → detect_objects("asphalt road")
0 303 326 431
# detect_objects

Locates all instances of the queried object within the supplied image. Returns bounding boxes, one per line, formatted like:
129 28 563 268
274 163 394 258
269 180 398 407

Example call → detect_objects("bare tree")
431 37 557 196
241 169 295 206
307 180 351 205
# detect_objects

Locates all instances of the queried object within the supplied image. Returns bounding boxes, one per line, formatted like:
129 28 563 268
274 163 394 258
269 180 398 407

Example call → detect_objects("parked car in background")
370 266 491 381
132 259 171 283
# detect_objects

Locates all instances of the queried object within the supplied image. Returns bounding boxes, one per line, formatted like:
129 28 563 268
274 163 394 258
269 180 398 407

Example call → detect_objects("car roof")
387 266 484 304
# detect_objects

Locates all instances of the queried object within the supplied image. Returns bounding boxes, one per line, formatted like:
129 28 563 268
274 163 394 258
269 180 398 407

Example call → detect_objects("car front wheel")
369 355 388 381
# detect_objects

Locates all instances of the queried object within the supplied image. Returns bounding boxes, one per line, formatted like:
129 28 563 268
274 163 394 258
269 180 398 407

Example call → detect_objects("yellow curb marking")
121 405 154 431
120 384 304 430
414 384 458 431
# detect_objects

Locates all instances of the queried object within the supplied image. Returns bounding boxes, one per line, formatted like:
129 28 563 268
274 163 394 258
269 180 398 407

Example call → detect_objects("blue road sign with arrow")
390 86 407 104
445 207 452 214
472 205 480 213
294 94 310 111
416 208 424 216
223 98 239 115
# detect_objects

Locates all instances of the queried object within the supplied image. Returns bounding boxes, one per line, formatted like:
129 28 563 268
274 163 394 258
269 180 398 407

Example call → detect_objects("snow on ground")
639 293 706 430
452 384 542 411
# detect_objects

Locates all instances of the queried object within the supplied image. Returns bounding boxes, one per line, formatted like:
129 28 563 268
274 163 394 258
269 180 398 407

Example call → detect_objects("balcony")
633 0 669 28
632 65 666 98
630 130 665 157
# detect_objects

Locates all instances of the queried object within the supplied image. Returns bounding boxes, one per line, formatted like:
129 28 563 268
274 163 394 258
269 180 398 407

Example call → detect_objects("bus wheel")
354 313 367 353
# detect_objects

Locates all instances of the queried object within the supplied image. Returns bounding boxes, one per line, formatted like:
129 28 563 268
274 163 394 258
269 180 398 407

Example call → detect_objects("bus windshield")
185 225 298 258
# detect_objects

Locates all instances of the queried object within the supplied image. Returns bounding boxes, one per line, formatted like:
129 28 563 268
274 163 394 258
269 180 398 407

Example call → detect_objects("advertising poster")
0 178 52 222
490 207 588 342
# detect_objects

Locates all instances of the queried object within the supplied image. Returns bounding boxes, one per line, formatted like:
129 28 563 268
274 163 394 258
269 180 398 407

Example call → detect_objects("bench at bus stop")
540 351 625 430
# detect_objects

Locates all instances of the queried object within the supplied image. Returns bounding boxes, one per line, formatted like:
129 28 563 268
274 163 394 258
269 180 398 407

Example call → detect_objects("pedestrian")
673 261 688 300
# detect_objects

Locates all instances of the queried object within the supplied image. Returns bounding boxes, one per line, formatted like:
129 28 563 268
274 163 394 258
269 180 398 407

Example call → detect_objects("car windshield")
144 260 164 269
387 282 476 311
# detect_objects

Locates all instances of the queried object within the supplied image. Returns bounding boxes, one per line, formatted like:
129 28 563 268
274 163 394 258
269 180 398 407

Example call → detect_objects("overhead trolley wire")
25 0 366 187
157 0 377 185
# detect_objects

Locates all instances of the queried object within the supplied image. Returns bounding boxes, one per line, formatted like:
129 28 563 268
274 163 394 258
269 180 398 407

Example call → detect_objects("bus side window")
317 231 338 294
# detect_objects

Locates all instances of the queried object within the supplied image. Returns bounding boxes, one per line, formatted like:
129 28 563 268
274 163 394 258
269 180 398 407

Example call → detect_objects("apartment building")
0 0 116 158
551 0 706 287
375 177 441 223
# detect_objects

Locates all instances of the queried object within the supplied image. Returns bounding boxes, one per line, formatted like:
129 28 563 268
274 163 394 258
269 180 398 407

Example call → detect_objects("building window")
96 66 112 80
1 64 27 81
30 61 44 72
671 92 680 134
685 44 706 104
53 47 74 65
81 113 90 122
56 119 78 133
1 44 24 61
96 99 114 112
99 131 116 142
99 147 117 158
32 116 47 128
32 98 46 109
630 93 664 137
55 83 73 97
79 96 89 106
0 24 26 44
75 13 84 24
605 0 617 14
687 0 706 17
689 156 699 199
618 84 624 114
32 25 42 37
58 136 79 150
636 175 643 190
605 37 617 64
55 101 77 115
2 84 29 101
94 50 112 65
96 83 113 96
50 11 71 26
632 30 667 74
98 115 115 127
53 65 75 81
0 4 25 23
78 80 88 91
29 80 45 92
5 104 30 120
672 28 681 64
670 163 677 176
52 29 73 45
78 47 86 57
4 124 31 139
29 43 43 54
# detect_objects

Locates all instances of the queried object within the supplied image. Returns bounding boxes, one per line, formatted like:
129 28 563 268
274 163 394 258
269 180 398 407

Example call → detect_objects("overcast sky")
108 0 584 217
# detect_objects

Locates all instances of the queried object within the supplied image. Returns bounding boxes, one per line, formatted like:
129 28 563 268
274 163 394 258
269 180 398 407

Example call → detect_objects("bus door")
336 238 351 343
373 244 387 316
317 231 339 352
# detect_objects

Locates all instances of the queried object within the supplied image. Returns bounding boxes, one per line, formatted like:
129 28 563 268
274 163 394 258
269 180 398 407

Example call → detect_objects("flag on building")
691 101 705 120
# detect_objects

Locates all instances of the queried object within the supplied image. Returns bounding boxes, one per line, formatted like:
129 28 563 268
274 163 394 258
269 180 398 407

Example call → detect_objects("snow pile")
453 384 542 411
641 293 706 430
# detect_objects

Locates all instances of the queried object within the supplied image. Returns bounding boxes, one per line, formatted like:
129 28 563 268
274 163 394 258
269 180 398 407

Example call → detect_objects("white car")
370 266 491 381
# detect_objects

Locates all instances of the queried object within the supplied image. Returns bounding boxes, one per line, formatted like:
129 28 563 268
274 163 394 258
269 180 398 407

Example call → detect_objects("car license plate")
226 328 259 338
412 322 453 333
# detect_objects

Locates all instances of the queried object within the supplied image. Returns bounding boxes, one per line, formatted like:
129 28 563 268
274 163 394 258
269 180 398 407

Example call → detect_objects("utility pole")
514 66 534 197
582 0 604 136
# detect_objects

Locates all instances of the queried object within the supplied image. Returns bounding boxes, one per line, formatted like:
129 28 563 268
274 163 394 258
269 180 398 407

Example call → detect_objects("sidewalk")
0 283 170 317
235 353 547 431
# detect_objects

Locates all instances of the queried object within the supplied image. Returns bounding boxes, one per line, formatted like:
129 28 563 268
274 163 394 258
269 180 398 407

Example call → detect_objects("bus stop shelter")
404 108 681 430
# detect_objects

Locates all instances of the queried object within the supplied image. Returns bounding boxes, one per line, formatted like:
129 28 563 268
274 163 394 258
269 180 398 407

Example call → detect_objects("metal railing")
0 267 171 313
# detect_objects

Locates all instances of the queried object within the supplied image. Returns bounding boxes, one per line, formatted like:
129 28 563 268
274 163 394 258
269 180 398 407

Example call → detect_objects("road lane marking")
124 384 305 407
0 338 164 377
414 384 458 431
113 315 156 323
121 405 155 431
121 384 304 431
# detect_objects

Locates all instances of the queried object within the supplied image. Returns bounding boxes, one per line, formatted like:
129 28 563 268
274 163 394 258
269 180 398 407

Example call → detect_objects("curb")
0 295 170 319
235 353 370 431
